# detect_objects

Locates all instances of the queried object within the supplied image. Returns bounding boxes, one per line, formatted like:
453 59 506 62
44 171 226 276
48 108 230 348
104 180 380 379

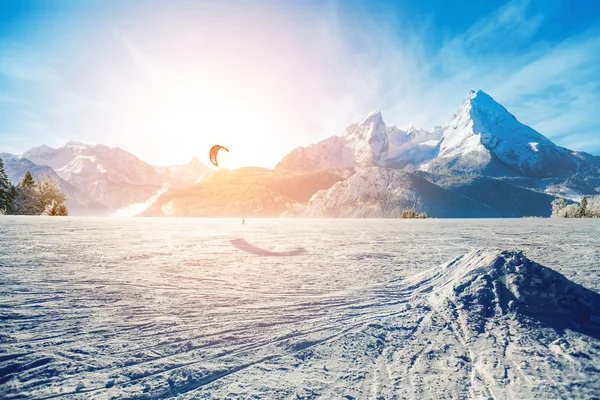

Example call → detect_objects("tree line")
0 157 68 216
401 209 429 219
551 196 600 218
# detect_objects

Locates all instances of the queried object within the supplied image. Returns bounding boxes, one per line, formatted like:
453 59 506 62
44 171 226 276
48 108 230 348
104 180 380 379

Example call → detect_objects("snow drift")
420 249 600 342
400 249 600 399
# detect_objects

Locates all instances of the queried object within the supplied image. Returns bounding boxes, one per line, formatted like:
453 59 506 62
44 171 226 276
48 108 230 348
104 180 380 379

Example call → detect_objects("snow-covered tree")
550 196 600 218
35 178 67 216
0 157 11 213
562 203 581 218
14 171 40 215
550 198 566 217
10 173 68 216
41 199 68 216
586 196 600 218
401 209 428 218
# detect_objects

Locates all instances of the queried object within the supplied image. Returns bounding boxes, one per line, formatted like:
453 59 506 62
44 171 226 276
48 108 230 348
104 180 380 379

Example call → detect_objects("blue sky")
1 0 599 168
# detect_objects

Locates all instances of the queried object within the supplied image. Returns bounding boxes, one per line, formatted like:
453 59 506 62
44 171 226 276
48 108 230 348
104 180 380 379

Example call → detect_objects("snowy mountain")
140 167 351 217
425 90 580 178
0 152 106 215
22 142 164 210
6 89 597 218
277 111 442 171
273 89 600 217
286 167 554 218
153 156 212 188
280 89 594 180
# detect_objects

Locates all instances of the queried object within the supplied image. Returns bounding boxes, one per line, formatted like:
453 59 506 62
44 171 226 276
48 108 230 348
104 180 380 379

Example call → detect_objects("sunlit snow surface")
1 217 600 399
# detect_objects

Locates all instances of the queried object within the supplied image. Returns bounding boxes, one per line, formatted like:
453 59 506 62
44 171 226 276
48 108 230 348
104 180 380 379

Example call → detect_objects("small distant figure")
242 219 245 225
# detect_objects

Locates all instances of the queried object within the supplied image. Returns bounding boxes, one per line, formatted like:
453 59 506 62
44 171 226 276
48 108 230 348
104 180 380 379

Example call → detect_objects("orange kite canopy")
209 145 229 167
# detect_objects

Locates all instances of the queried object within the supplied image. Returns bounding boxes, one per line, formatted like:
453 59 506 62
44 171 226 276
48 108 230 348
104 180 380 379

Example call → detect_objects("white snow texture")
1 217 599 399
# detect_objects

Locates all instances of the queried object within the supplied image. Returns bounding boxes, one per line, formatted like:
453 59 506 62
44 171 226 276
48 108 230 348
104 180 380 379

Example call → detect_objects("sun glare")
136 78 279 169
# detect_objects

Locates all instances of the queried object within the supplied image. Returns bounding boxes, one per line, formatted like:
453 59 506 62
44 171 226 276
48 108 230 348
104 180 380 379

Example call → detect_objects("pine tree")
5 185 19 215
0 158 12 214
19 171 35 188
15 172 40 215
580 196 588 218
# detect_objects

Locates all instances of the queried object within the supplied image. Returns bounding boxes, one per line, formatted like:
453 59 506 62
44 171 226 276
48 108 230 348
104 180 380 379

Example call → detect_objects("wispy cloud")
319 0 600 154
1 0 599 164
114 31 163 83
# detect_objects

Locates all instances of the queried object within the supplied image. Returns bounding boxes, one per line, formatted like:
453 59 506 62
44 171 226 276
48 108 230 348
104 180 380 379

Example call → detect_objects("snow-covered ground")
1 217 599 399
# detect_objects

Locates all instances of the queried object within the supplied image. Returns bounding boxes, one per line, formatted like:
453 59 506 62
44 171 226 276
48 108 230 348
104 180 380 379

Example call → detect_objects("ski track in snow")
1 217 599 399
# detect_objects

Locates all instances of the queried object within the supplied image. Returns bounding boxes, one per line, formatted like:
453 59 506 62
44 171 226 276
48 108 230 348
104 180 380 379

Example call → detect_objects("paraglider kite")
209 145 229 167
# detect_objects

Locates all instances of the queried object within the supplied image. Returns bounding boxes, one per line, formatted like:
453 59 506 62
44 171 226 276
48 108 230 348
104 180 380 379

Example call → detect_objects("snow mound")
427 249 600 337
399 249 600 398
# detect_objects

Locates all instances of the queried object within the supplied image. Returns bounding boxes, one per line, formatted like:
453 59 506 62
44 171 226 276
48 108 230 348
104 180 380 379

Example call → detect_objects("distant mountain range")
1 142 212 215
279 90 599 179
278 90 600 217
2 89 599 217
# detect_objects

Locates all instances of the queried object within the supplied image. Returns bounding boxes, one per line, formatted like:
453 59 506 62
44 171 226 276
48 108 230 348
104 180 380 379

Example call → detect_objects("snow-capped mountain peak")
358 110 383 125
345 110 388 165
432 89 577 177
64 141 91 148
278 111 440 170
278 88 592 182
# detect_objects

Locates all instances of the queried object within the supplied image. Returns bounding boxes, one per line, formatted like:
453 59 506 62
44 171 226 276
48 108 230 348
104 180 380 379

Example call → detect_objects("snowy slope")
294 167 555 218
277 112 441 171
154 157 213 188
300 167 424 218
428 90 579 178
399 249 600 399
386 125 443 169
275 135 356 170
22 142 163 210
1 218 599 399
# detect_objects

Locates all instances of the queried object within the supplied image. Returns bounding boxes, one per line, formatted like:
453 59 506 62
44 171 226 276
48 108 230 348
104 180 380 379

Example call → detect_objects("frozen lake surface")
1 217 600 399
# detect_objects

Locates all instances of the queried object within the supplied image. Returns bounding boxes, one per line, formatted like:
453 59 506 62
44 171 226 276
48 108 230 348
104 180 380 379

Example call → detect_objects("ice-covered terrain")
1 218 600 399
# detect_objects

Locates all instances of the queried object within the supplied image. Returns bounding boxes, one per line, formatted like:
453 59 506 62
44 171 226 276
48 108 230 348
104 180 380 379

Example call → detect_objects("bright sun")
136 79 281 169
